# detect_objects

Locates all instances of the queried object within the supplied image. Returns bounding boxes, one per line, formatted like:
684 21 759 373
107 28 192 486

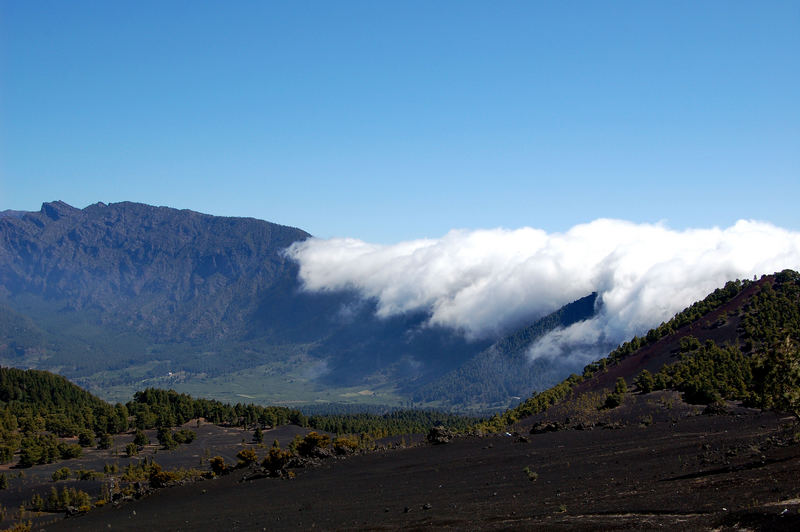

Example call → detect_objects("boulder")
529 421 563 434
427 426 455 444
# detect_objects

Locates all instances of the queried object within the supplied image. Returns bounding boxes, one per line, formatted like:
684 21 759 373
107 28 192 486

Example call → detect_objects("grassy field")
76 358 408 409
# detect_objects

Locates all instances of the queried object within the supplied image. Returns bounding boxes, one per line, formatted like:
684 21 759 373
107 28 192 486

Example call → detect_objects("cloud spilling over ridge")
285 219 800 363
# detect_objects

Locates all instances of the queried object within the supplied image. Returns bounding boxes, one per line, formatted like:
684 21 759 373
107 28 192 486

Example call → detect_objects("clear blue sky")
1 1 798 242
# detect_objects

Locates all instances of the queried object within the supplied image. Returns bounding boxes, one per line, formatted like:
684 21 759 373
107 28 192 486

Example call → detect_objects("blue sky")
1 1 798 243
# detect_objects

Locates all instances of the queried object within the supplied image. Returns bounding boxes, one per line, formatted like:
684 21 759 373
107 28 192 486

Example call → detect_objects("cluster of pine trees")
125 388 307 429
633 270 800 413
306 409 476 437
585 278 753 374
1 374 479 469
635 338 752 404
0 368 129 464
480 375 582 431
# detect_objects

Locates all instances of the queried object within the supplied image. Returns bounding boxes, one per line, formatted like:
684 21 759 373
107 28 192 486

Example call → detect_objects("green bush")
148 463 178 488
60 443 82 459
295 432 330 457
209 456 228 476
261 445 293 474
522 466 538 482
133 429 149 446
332 436 358 455
125 442 139 457
0 445 15 464
51 467 71 482
601 377 628 409
97 433 113 450
236 448 258 467
634 370 655 394
77 430 95 447
157 427 177 450
173 429 196 444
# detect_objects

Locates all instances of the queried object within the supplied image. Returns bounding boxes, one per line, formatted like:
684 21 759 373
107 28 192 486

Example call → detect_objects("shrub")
79 469 102 480
121 458 159 482
634 370 655 394
682 383 721 405
77 430 95 447
29 493 45 511
43 486 91 510
125 442 139 457
261 446 293 474
157 427 177 450
601 378 627 409
522 466 538 482
173 429 196 444
332 436 359 455
603 393 622 409
133 429 149 447
4 521 32 532
236 448 258 467
59 443 82 459
0 445 14 464
208 456 228 476
97 433 113 450
296 432 330 457
148 463 178 488
51 467 71 482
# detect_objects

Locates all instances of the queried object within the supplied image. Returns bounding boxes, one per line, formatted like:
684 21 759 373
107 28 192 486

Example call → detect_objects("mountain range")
0 201 598 410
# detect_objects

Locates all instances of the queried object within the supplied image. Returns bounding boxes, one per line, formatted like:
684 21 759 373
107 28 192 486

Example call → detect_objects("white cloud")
285 219 800 363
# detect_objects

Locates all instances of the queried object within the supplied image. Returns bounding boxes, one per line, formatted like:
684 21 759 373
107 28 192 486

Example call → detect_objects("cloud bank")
285 219 800 363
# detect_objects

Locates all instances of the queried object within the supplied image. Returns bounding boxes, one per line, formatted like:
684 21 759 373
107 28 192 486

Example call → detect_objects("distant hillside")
411 292 602 411
0 366 122 427
0 201 310 340
0 366 128 464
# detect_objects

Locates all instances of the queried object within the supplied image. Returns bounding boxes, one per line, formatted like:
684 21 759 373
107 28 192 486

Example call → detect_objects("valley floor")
42 407 800 531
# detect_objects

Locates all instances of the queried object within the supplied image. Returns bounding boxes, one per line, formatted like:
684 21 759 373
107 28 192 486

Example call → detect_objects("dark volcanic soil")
41 405 800 531
0 423 313 530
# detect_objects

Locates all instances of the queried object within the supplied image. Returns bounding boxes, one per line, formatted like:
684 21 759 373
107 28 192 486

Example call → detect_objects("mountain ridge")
412 292 602 409
0 201 593 410
0 201 310 340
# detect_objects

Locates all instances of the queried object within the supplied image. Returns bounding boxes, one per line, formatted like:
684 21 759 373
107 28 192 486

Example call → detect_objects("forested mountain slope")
0 202 527 408
489 270 800 429
411 293 602 410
